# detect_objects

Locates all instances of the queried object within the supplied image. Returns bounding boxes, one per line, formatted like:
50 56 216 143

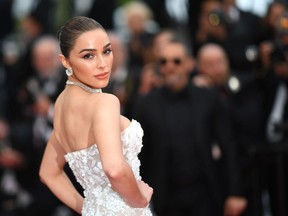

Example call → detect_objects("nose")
97 55 106 68
162 62 176 74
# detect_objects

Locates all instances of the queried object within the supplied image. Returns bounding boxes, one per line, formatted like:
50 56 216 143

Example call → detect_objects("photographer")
194 0 228 55
259 11 288 216
263 12 288 144
10 35 67 215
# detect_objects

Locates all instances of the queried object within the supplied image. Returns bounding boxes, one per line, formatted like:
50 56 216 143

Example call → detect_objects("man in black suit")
132 37 247 216
221 0 265 73
259 15 288 215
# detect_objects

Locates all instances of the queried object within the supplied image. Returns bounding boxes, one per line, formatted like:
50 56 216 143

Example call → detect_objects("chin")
99 80 110 89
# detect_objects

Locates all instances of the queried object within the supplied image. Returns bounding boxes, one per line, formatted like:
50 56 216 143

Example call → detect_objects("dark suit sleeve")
212 92 242 197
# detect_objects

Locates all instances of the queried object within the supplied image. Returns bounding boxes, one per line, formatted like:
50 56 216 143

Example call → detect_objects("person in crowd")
137 63 163 96
132 37 246 216
258 1 287 76
194 43 269 215
218 3 271 215
151 28 178 62
121 1 157 87
18 35 66 146
0 118 30 216
193 0 227 55
124 28 174 118
13 35 68 216
18 12 46 84
118 1 158 118
221 0 266 73
259 11 288 216
39 16 153 215
193 43 230 91
261 1 287 42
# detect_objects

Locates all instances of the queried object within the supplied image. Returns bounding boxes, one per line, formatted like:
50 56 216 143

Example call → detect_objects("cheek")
107 56 114 68
72 61 93 75
106 54 114 68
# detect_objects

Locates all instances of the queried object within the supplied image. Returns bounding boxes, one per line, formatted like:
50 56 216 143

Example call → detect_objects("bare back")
53 86 130 154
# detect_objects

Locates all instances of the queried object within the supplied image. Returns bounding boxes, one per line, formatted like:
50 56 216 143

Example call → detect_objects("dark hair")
170 35 193 56
57 16 104 57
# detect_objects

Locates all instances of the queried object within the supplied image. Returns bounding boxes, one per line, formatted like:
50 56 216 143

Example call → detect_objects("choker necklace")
66 80 102 93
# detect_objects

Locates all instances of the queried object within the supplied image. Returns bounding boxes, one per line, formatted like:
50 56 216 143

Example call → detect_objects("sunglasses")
159 58 182 66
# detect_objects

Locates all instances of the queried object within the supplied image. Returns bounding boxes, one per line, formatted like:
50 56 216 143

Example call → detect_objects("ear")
59 54 71 69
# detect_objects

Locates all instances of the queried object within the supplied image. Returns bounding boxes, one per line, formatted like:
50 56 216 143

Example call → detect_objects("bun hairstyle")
57 16 104 58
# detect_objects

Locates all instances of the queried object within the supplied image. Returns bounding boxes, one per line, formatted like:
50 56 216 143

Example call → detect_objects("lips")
94 72 109 79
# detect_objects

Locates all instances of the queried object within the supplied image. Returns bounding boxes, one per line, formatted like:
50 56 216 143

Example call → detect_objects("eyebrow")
78 42 111 54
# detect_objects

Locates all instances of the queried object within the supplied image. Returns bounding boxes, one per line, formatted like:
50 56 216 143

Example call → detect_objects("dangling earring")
66 68 73 76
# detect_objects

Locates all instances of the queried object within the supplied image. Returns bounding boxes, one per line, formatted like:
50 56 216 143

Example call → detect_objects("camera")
208 9 227 27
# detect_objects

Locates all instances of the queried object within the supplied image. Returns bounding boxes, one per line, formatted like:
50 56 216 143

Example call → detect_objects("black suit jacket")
132 83 240 214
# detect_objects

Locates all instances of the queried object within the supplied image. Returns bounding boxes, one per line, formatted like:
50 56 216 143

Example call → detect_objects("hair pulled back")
57 16 104 57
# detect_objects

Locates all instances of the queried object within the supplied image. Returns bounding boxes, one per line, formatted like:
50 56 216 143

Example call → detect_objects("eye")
83 53 94 59
103 48 112 55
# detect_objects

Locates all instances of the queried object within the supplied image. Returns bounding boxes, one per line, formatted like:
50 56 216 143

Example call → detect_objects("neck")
165 76 189 92
66 80 102 93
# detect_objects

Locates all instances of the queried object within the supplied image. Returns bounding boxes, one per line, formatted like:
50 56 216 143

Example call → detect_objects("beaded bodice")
64 120 152 216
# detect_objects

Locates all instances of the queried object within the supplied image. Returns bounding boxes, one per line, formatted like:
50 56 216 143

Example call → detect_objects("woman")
39 16 153 215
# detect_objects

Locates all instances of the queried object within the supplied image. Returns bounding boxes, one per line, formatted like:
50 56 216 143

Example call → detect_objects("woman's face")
64 29 113 89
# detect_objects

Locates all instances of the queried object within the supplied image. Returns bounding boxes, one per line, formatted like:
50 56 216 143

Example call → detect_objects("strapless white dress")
64 119 152 216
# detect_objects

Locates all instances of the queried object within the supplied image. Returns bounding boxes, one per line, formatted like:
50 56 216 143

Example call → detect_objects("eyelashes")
82 48 112 59
83 53 93 59
103 48 112 55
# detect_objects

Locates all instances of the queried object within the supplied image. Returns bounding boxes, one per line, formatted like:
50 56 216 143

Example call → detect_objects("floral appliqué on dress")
64 120 152 216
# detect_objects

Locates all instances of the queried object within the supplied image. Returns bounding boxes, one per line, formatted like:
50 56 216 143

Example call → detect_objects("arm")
93 94 153 208
39 131 83 214
212 94 247 215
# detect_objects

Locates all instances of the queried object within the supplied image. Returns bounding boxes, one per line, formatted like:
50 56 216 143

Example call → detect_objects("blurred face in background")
20 15 43 43
265 2 286 30
197 43 229 86
124 1 152 35
158 42 194 91
32 38 61 77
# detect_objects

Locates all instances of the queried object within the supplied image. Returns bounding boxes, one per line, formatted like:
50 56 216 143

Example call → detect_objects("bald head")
32 36 61 76
197 43 229 86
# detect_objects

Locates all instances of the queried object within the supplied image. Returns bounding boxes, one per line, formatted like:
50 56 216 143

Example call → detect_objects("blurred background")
0 0 288 215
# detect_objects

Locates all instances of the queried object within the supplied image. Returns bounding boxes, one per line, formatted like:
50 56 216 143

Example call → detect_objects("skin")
32 38 61 116
39 29 153 214
158 42 194 92
32 38 60 77
196 43 230 87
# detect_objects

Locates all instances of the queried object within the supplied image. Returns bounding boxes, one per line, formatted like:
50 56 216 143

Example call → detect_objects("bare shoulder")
90 93 119 113
96 92 120 106
90 93 121 119
53 91 65 111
